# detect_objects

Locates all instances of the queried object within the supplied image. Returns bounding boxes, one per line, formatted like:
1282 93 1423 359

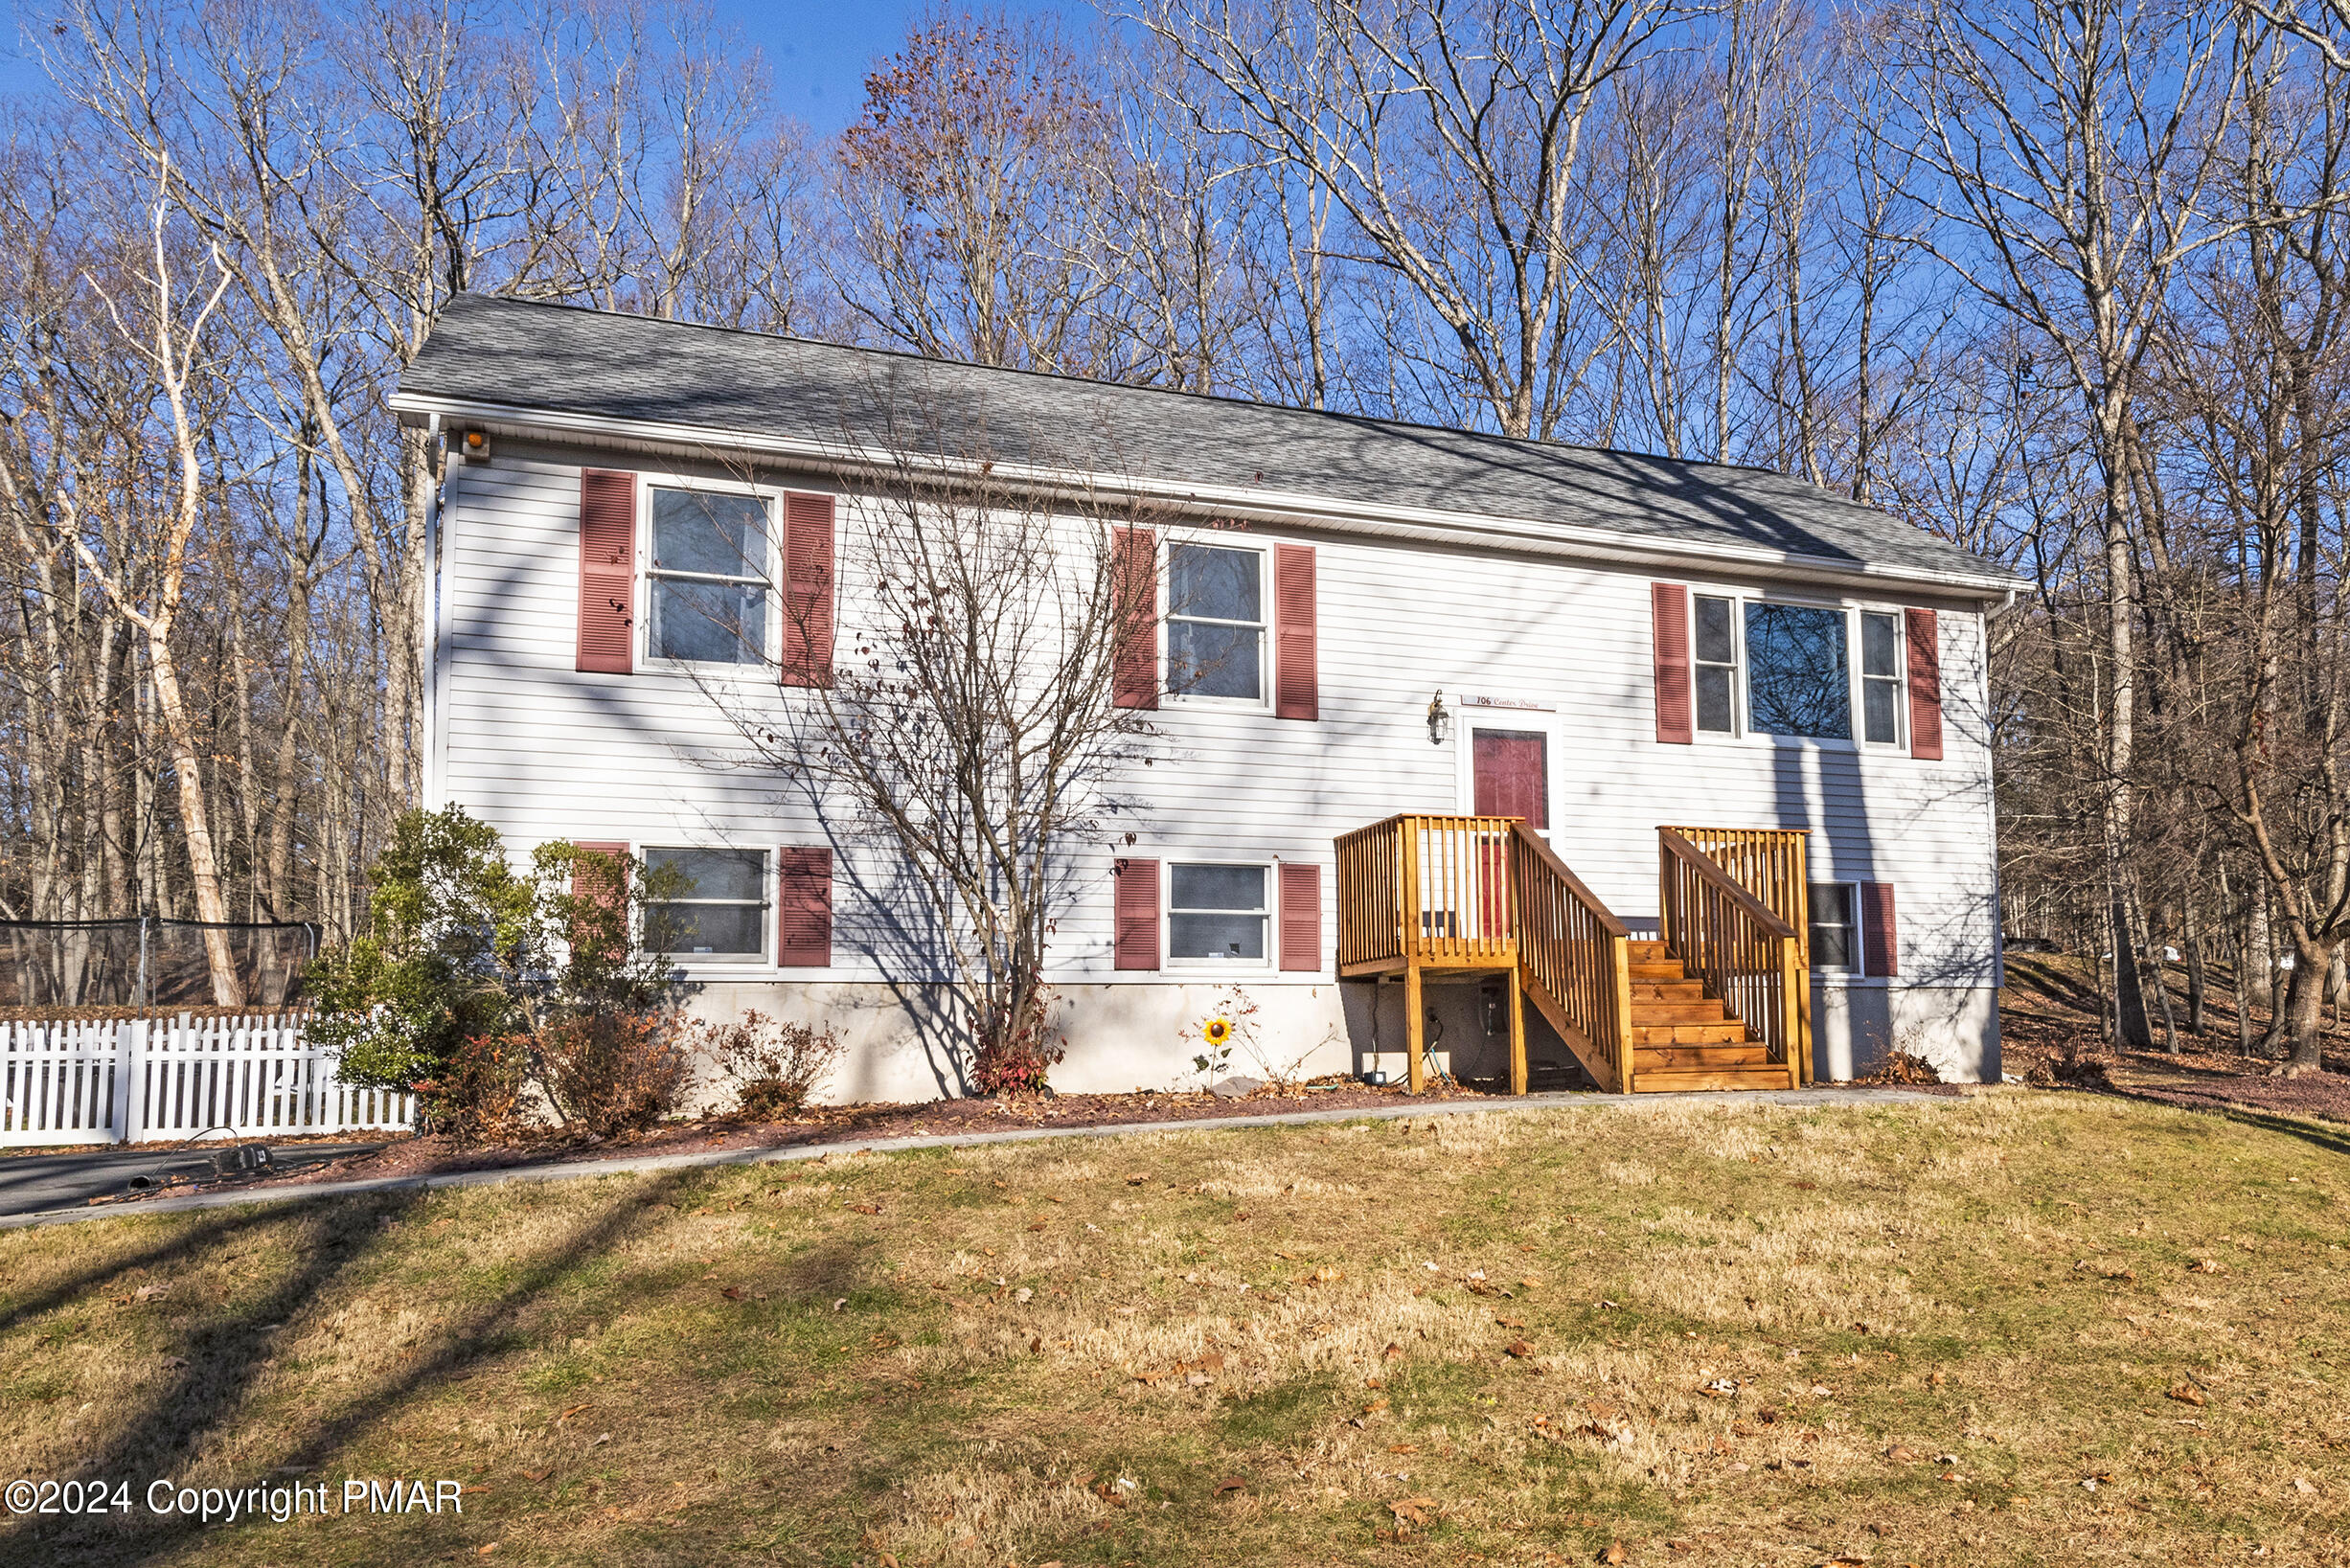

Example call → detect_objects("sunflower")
1202 1017 1233 1047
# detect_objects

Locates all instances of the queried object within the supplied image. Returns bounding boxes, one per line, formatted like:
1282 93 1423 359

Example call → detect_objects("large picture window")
1168 863 1267 962
1166 544 1263 701
642 848 767 956
650 488 769 665
1744 602 1851 740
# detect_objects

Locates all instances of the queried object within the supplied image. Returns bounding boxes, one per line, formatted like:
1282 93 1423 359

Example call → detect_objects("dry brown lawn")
0 1089 2344 1566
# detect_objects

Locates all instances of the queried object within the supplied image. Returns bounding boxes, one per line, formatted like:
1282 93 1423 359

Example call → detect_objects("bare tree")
691 392 1167 1090
1136 0 1697 439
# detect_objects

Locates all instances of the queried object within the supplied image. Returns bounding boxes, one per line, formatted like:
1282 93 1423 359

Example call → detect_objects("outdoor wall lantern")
1426 689 1452 745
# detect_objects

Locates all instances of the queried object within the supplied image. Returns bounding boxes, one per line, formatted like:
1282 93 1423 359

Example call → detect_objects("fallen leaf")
521 1469 549 1483
720 1286 743 1301
557 1405 590 1424
1599 1542 1630 1565
2187 1259 2226 1274
1381 1342 1403 1360
845 1202 880 1216
1215 1477 1247 1494
1388 1496 1439 1527
1029 1221 1048 1232
1387 1443 1419 1454
1884 1444 1920 1463
1505 1338 1536 1358
1126 1174 1148 1186
2166 1385 2206 1407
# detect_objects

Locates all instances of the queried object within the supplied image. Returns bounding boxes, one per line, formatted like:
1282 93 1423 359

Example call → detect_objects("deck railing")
1335 814 1518 970
1508 825 1633 1091
1656 826 1811 968
1658 828 1803 1076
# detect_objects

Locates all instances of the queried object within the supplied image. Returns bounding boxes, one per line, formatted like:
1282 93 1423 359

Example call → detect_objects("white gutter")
391 391 2031 605
420 412 443 810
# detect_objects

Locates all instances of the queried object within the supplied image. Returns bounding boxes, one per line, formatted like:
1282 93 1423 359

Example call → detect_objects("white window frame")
1806 878 1862 976
1162 539 1270 712
1855 607 1908 752
639 474 780 672
639 844 772 964
1690 591 1744 738
1163 857 1275 969
1682 586 1916 754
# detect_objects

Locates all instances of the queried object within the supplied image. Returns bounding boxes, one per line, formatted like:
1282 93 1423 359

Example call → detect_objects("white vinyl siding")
431 440 1999 997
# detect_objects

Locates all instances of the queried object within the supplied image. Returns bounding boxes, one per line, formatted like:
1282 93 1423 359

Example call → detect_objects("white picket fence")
0 1012 414 1148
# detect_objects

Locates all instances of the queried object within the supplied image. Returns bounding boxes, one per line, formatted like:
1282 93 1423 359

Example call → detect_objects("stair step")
1628 961 1687 980
1628 940 1674 961
1636 1043 1771 1070
1631 980 1707 1001
1631 1021 1751 1046
1632 1066 1793 1093
1628 999 1735 1025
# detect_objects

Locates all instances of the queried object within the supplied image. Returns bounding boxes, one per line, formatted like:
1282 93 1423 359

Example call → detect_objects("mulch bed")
219 1076 1516 1195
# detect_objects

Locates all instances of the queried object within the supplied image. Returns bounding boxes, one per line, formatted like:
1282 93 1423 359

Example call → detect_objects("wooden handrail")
1657 828 1803 1076
1509 825 1633 1091
1658 829 1796 938
1334 814 1518 969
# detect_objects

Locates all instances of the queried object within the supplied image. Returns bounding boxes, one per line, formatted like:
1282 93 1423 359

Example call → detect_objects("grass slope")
1 1091 2344 1565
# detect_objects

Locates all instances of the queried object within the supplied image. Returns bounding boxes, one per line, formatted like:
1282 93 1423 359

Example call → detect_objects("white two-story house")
394 296 2021 1101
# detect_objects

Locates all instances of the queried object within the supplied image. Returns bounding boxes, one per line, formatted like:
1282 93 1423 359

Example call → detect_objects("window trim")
1161 538 1271 712
1807 878 1861 976
1856 608 1908 752
1679 585 1921 755
1691 592 1744 738
639 474 780 672
1163 857 1275 969
639 844 772 963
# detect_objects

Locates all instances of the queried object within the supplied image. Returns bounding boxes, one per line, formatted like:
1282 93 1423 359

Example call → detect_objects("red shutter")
782 492 835 688
1861 881 1898 978
570 841 628 958
1905 607 1942 761
577 471 635 673
1111 527 1158 710
1652 582 1692 743
778 847 833 966
1273 543 1318 720
1112 857 1159 970
1278 862 1321 971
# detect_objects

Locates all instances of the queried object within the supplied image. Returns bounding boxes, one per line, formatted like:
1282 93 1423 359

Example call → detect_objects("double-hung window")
1168 863 1267 963
1693 594 1740 735
650 487 770 666
1859 610 1904 746
1166 544 1264 701
642 848 767 958
1808 882 1859 972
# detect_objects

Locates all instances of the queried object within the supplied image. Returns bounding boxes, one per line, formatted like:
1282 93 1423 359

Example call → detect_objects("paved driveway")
0 1144 385 1218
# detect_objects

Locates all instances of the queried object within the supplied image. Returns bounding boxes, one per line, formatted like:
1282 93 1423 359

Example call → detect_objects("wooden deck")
1335 816 1811 1095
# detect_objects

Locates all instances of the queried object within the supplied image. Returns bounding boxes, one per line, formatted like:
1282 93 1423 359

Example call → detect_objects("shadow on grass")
0 1208 290 1339
5 1171 692 1566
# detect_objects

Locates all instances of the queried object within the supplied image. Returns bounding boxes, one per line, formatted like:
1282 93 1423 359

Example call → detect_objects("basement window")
1168 863 1268 963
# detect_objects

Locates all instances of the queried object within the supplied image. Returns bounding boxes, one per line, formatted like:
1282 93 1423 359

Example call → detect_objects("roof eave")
392 389 2031 603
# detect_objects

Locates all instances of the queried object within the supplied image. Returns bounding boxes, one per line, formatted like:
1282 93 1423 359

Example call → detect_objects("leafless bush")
695 1010 846 1119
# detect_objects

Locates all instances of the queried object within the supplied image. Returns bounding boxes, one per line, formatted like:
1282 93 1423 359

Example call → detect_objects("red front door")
1472 729 1548 828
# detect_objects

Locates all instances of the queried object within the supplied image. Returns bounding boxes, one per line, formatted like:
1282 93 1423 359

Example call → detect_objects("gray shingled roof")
398 293 2010 587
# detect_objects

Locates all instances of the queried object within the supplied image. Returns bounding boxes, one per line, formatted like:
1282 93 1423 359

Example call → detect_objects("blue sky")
0 3 1077 134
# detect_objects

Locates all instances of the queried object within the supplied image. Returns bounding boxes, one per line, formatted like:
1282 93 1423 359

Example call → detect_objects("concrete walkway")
0 1086 1951 1232
0 1143 388 1220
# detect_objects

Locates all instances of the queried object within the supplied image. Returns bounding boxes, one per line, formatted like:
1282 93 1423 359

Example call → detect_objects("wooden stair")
1620 940 1794 1092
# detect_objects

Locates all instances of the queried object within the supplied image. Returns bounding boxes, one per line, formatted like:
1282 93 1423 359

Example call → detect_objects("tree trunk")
2284 940 2336 1072
2183 894 2206 1036
146 635 243 1005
